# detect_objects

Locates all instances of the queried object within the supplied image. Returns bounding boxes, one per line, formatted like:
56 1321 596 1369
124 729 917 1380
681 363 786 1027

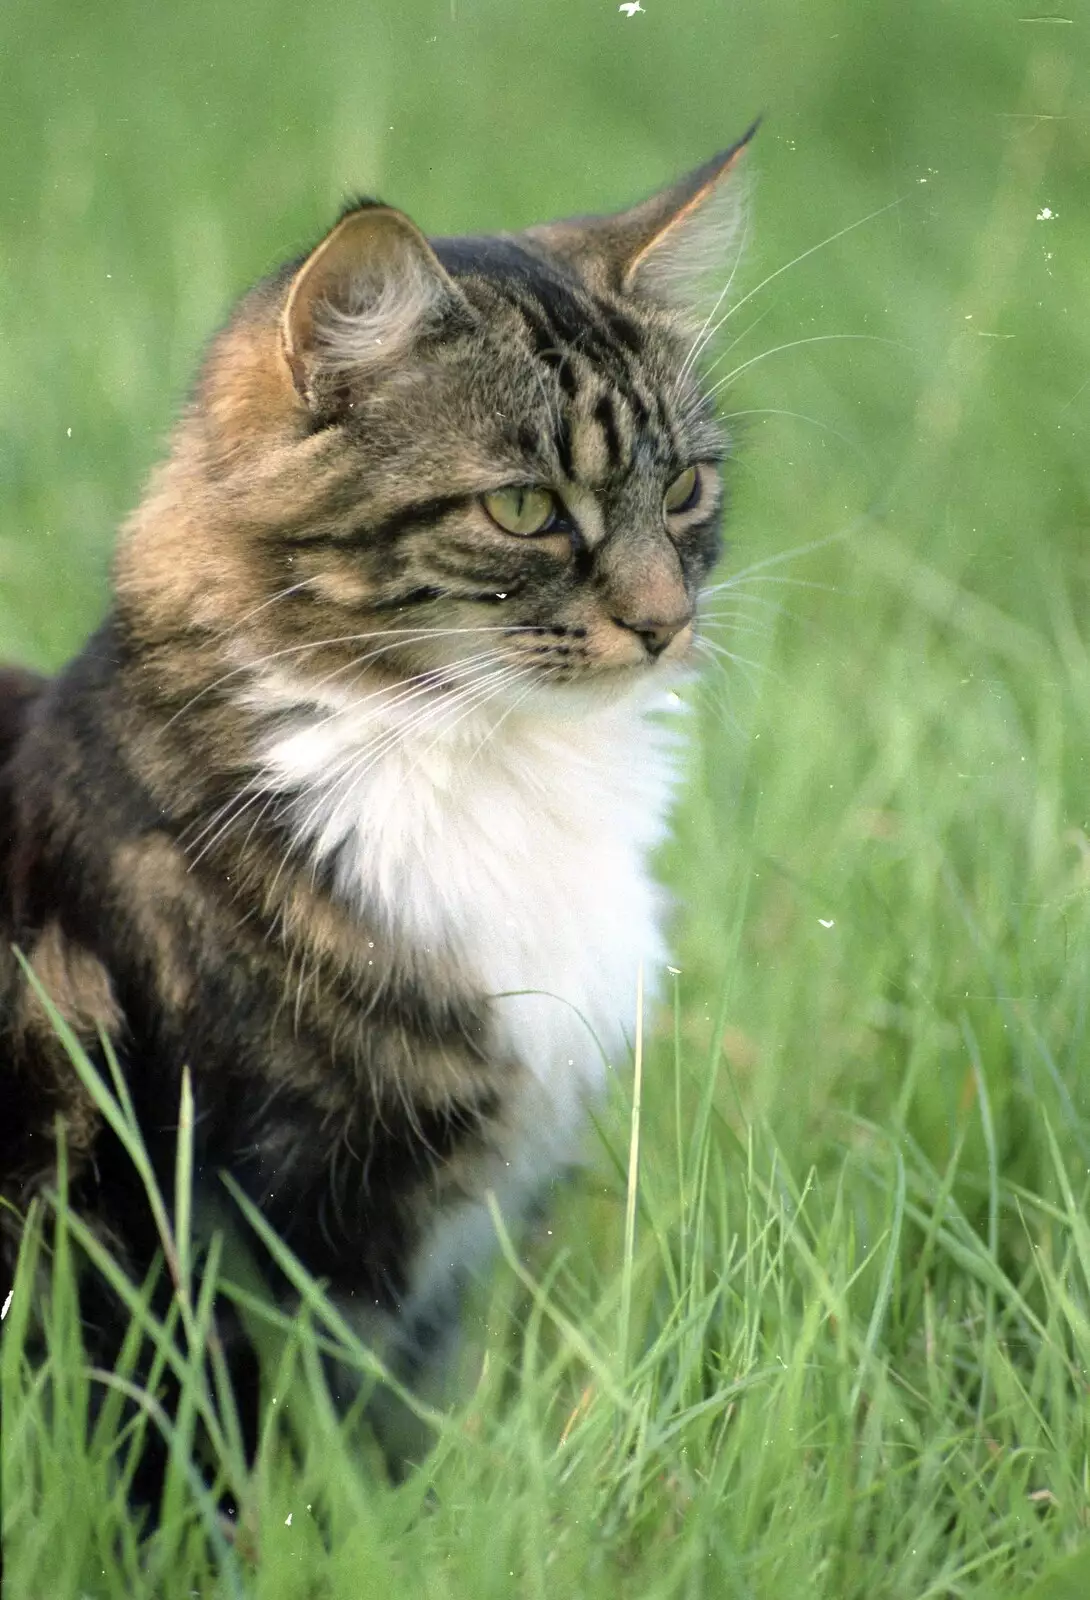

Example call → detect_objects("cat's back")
0 667 49 882
0 666 47 770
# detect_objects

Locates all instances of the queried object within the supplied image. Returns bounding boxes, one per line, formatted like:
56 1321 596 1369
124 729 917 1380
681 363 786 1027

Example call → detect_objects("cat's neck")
244 664 686 920
235 664 684 1106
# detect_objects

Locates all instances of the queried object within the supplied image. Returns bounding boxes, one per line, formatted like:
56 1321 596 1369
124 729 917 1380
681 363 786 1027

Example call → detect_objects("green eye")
482 486 558 536
663 465 700 516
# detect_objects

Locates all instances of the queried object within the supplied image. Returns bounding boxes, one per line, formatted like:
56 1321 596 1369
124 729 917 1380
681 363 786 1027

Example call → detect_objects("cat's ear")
281 203 465 406
529 125 756 323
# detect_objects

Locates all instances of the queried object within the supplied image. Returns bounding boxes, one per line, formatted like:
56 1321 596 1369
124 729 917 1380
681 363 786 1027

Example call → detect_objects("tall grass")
5 958 1090 1596
3 0 1090 1592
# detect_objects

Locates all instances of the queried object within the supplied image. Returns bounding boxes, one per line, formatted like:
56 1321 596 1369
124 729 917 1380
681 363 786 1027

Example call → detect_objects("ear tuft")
281 204 464 407
528 123 758 327
623 128 756 318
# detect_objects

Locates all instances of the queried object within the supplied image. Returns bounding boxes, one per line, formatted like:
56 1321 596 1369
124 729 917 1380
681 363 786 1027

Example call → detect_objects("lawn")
3 0 1090 1594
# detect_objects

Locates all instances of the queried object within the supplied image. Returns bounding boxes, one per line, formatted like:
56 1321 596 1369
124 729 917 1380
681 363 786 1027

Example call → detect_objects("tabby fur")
0 131 753 1469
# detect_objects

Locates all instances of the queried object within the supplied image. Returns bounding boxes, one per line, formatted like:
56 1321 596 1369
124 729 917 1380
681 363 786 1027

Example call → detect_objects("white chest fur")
250 671 683 1161
244 670 687 1349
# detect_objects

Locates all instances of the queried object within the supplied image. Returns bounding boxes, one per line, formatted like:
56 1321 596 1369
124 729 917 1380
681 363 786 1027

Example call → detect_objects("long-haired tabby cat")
0 130 752 1473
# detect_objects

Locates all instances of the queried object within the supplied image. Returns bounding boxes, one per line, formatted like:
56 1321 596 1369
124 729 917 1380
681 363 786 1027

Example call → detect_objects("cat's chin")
522 659 689 721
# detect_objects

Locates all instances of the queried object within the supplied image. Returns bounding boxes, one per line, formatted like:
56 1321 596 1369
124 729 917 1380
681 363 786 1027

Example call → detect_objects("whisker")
158 622 532 735
212 578 320 636
700 593 796 626
460 667 554 774
691 636 761 720
293 646 515 739
307 650 521 766
698 596 779 618
702 599 840 653
674 211 753 390
284 660 518 818
712 526 854 586
406 663 538 787
238 790 287 858
291 670 525 861
699 609 773 627
685 303 775 394
717 573 840 595
273 661 535 899
718 406 876 472
701 332 917 401
694 659 748 741
699 586 790 612
674 311 778 431
697 617 775 642
694 635 776 681
697 601 774 620
181 650 519 870
679 195 909 383
289 660 531 877
184 785 275 873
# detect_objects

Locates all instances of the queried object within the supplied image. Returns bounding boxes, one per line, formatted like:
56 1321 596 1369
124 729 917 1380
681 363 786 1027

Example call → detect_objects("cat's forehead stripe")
592 393 625 475
567 386 633 490
477 258 654 396
482 273 684 492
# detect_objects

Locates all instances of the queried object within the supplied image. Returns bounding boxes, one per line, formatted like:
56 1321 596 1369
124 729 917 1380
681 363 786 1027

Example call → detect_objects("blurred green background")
2 0 1089 1230
5 4 1090 1591
3 0 1085 649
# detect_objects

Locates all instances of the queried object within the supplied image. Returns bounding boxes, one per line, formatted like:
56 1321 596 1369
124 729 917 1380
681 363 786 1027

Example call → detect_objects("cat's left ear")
281 202 467 407
529 124 757 323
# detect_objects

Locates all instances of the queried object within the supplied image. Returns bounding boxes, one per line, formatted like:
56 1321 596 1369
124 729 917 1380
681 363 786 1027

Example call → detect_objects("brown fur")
0 137 753 1479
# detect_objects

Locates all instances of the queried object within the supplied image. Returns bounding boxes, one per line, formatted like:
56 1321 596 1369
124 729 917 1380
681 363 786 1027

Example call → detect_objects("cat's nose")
611 612 692 659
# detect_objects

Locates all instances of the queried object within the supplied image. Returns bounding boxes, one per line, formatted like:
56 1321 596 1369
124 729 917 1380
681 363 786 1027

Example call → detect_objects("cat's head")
119 132 754 713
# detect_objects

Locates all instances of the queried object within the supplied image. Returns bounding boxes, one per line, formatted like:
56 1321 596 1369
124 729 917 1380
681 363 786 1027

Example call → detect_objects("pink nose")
611 612 692 658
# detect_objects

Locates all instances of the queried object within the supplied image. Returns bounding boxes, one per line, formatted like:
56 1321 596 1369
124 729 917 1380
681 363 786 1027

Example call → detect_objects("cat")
0 129 753 1473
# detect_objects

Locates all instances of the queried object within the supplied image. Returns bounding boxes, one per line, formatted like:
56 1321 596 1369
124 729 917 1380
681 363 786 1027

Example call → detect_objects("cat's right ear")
281 203 466 408
527 127 756 328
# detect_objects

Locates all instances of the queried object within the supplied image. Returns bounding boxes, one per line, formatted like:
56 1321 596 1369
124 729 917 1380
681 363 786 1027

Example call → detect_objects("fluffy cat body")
0 132 752 1467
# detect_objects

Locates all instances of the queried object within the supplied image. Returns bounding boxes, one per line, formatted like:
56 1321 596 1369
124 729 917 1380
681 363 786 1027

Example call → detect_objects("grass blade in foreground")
4 979 1090 1594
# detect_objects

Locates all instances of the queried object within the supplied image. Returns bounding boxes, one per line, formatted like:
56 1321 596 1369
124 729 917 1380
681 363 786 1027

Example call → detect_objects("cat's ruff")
249 667 685 1375
252 669 682 1152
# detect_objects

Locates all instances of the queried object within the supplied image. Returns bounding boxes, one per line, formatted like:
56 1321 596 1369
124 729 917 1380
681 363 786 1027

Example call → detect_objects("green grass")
3 0 1090 1594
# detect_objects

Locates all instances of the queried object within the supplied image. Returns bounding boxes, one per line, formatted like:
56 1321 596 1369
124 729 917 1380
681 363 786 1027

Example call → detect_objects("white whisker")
677 195 908 386
460 667 553 775
273 660 533 900
285 659 532 888
298 646 515 739
184 785 274 872
698 617 775 642
694 635 776 685
712 526 854 586
677 303 774 408
719 574 842 596
674 211 753 390
158 622 531 735
179 648 515 862
213 579 320 636
718 406 876 471
701 332 916 401
400 662 538 790
694 659 748 740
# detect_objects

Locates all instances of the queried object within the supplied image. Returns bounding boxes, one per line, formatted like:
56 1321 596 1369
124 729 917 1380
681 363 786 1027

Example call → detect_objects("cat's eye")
663 465 701 516
482 486 558 536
